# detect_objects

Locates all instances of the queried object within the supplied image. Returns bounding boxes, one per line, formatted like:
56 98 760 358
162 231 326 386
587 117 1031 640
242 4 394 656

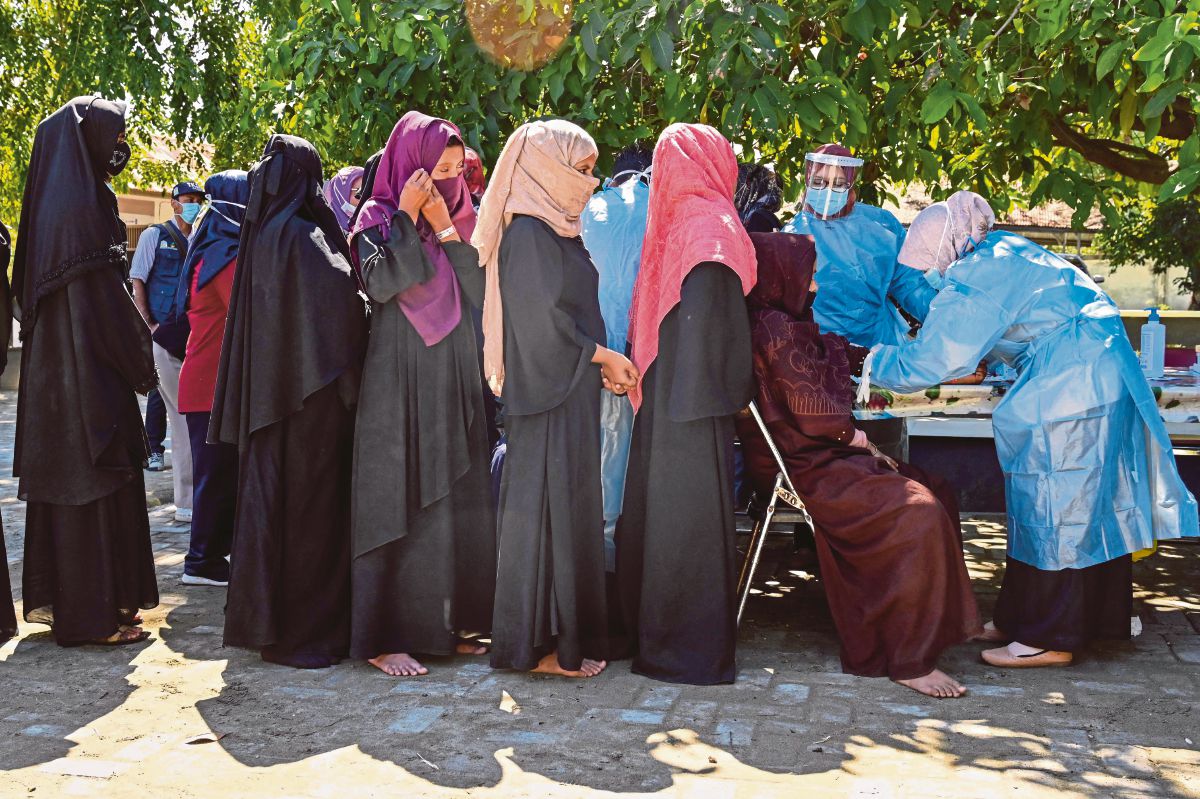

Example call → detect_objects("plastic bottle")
1140 307 1166 379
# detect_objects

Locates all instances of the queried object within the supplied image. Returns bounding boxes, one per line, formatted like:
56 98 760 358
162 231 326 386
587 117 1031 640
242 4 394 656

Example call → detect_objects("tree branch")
1048 114 1171 184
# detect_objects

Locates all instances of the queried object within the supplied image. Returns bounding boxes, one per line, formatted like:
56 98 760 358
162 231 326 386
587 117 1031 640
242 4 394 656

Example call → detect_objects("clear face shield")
802 151 863 218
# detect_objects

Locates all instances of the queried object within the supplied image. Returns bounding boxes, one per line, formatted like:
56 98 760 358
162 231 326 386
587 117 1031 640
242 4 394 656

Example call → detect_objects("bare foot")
369 653 428 677
455 640 489 656
530 651 607 678
895 669 967 698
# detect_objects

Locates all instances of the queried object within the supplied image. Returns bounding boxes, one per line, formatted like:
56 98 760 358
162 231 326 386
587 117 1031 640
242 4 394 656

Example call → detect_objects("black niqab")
12 96 128 330
209 134 368 450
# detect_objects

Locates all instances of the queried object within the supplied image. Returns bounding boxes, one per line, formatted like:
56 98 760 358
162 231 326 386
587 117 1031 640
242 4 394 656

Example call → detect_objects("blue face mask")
806 186 849 218
960 234 980 259
178 202 202 225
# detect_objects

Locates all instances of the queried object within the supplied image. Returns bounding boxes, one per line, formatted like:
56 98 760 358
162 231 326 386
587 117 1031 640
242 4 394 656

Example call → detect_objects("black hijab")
209 134 368 449
348 149 384 230
12 96 129 330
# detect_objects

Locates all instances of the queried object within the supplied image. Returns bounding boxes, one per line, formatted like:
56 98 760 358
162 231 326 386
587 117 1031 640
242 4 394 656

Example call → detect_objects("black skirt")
22 475 158 645
489 375 608 672
994 555 1132 652
223 380 355 663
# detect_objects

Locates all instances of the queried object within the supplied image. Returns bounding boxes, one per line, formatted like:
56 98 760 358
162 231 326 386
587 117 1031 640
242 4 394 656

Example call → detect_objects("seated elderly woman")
736 231 982 698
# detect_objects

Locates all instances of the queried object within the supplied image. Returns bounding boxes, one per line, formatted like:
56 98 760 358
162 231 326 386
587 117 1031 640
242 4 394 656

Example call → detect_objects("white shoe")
181 573 228 587
146 452 166 472
174 508 193 523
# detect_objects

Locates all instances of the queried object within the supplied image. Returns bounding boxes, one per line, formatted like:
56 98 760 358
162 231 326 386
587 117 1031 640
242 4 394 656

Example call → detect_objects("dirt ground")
1 391 1198 798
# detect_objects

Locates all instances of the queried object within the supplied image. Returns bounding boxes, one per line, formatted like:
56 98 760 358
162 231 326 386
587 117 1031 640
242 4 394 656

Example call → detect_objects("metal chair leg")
737 472 782 627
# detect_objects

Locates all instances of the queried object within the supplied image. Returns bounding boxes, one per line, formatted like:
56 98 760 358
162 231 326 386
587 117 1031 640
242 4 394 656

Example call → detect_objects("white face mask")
208 199 246 228
341 200 356 217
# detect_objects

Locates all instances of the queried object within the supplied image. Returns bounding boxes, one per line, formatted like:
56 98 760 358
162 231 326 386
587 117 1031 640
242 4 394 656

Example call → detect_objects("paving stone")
636 685 682 710
771 683 811 704
386 706 446 734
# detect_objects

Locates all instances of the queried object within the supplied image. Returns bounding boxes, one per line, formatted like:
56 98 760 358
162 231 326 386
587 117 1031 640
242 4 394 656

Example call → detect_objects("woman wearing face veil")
13 96 159 647
0 220 16 643
617 123 757 685
476 120 638 678
210 134 368 669
347 111 495 677
736 232 981 698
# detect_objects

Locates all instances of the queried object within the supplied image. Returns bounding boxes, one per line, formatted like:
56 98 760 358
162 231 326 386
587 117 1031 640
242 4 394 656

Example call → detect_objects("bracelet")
435 225 457 241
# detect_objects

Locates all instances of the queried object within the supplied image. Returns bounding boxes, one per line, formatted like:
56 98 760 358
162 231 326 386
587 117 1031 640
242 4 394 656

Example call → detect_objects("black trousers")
185 411 237 578
994 555 1132 652
145 389 167 454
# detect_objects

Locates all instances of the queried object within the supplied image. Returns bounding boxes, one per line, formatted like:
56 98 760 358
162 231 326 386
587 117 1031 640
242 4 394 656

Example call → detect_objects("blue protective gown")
580 179 650 568
784 203 937 348
869 231 1199 570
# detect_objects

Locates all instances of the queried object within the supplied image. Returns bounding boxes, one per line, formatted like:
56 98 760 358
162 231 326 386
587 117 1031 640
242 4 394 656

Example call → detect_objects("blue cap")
172 181 204 199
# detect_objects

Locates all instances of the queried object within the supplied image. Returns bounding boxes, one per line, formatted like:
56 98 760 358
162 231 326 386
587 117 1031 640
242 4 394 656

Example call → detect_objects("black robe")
350 216 495 658
616 263 753 685
0 221 16 643
12 98 159 645
211 134 368 667
490 216 609 671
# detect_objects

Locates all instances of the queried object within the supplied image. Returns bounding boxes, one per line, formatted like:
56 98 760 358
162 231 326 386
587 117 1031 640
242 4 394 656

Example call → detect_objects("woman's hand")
399 169 433 221
593 346 639 395
420 184 454 232
851 427 899 471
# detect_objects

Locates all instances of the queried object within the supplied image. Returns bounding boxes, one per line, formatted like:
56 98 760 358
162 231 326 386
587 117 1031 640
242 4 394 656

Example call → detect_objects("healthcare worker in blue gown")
783 143 937 459
862 190 1199 669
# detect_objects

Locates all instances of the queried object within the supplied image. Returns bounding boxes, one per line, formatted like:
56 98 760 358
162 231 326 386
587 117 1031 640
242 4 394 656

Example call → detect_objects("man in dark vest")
131 180 202 525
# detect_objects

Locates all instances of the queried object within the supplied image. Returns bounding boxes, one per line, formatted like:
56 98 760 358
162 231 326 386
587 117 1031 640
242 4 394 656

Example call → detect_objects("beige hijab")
473 119 600 395
897 190 996 275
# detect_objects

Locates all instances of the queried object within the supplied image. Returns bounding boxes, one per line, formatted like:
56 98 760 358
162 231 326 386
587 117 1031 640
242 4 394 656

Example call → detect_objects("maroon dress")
738 232 981 680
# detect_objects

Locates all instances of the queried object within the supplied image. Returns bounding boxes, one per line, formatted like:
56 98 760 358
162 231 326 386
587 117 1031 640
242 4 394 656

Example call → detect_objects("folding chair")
736 401 814 627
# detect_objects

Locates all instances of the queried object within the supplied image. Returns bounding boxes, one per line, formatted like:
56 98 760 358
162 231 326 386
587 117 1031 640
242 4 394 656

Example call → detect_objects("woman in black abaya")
347 112 495 677
618 124 757 685
474 120 638 678
210 134 368 669
13 96 159 647
1 220 16 643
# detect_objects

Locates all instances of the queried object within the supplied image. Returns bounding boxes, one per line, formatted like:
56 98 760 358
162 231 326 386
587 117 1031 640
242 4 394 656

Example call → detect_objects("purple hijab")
350 111 476 346
323 166 364 232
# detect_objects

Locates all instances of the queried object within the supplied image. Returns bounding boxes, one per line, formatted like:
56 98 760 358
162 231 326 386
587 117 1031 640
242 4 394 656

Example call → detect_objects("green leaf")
1096 40 1127 79
639 46 656 74
428 22 449 52
1119 86 1138 136
1133 17 1178 61
651 29 673 71
580 13 603 62
1144 81 1182 118
1139 69 1166 92
358 0 373 31
1159 164 1200 200
920 83 957 124
334 0 356 27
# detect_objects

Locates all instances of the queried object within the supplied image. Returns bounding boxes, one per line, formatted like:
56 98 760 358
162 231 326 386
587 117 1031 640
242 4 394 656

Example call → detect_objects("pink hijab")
627 123 757 412
350 111 477 346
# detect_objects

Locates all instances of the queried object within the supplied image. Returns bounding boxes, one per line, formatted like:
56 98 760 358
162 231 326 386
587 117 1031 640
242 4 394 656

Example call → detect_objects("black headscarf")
178 169 249 303
348 149 384 230
209 134 368 450
12 96 129 330
734 163 783 234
